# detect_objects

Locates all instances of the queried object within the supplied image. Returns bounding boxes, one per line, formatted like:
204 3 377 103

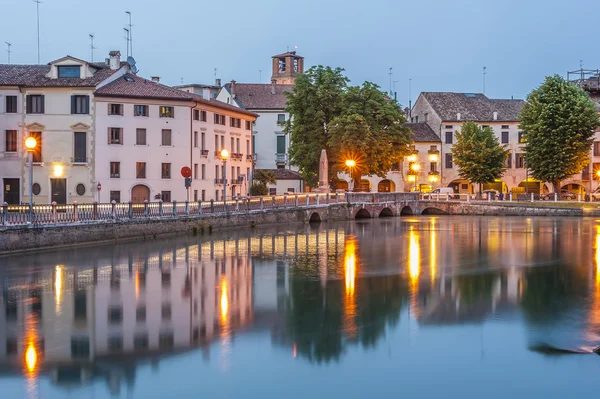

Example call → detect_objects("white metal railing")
421 192 597 203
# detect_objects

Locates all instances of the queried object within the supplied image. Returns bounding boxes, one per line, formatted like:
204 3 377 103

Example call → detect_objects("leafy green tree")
285 66 349 187
249 170 276 196
285 67 411 187
452 121 508 196
519 75 600 192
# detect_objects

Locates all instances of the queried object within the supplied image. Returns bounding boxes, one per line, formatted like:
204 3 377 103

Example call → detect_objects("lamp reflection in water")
585 226 600 346
408 227 421 318
23 312 41 397
430 220 436 283
54 265 64 315
220 276 229 323
343 236 358 338
219 273 231 371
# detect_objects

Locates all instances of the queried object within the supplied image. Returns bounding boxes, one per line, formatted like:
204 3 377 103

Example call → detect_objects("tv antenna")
5 42 11 64
33 0 42 64
89 34 96 62
259 69 262 83
483 66 487 94
125 11 133 57
389 67 393 97
123 28 130 58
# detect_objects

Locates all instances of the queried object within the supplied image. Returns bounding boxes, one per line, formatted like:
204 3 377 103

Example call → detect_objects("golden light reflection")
54 265 63 314
408 227 421 317
220 276 229 323
23 312 41 378
585 226 600 346
430 220 436 282
135 271 140 300
344 238 356 296
25 343 37 373
343 237 358 338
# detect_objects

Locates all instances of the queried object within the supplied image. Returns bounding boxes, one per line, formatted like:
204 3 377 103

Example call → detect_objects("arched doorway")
483 180 508 193
448 179 472 194
517 179 548 195
377 179 396 193
561 183 585 196
131 185 150 203
335 179 349 191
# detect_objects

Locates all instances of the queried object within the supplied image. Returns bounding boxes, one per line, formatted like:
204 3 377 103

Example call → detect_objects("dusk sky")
1 0 599 106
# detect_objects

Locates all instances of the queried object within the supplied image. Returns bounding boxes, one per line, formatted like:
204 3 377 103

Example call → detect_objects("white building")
94 74 258 203
0 51 128 204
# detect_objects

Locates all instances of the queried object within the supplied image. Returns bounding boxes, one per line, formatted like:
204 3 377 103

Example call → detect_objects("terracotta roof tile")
256 169 304 180
226 83 291 110
0 62 123 87
404 123 440 142
422 92 525 122
272 51 303 59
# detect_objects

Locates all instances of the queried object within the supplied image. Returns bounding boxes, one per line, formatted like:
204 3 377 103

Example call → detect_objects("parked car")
423 187 456 199
482 189 500 199
541 190 577 201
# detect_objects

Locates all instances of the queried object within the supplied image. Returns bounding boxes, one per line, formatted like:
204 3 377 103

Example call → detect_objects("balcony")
214 178 225 185
233 175 245 185
231 153 243 161
201 149 209 157
275 153 288 164
246 154 254 162
71 156 89 164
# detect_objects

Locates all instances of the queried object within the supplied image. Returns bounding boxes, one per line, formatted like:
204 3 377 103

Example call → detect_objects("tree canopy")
518 75 600 191
285 66 411 187
451 121 508 194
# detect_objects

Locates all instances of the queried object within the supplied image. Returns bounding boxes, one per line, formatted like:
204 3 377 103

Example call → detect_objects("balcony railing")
246 154 254 161
231 153 243 161
214 178 226 185
71 156 89 164
275 153 287 163
201 149 209 156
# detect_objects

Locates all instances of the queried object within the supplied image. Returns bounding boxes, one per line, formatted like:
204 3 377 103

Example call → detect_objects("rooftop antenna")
389 67 393 97
123 28 130 58
33 0 42 64
5 42 11 64
89 34 96 62
580 60 584 81
125 11 133 57
483 66 487 95
393 80 399 102
214 68 217 81
259 69 262 83
408 78 412 118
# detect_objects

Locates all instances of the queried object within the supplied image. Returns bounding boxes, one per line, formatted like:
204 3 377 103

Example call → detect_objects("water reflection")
1 217 600 397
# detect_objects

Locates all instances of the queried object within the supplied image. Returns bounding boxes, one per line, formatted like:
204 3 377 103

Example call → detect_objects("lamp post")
410 162 420 191
220 149 229 200
345 159 356 192
25 136 37 221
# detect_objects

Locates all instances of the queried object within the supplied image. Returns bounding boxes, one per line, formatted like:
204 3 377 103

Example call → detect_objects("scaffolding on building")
567 68 600 93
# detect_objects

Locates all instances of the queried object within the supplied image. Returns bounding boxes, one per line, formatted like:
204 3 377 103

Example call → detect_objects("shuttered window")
276 135 285 154
161 129 172 146
30 132 42 162
26 95 44 114
5 130 17 152
136 162 146 178
71 95 89 114
73 132 87 163
108 128 123 144
136 129 146 145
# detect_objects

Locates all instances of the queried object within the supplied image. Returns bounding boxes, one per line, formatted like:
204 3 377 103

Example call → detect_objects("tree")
519 75 600 192
451 121 508 195
250 170 276 196
285 66 349 187
286 67 411 188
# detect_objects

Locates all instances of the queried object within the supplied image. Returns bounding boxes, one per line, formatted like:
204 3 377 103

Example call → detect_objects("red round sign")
181 166 192 178
97 182 102 191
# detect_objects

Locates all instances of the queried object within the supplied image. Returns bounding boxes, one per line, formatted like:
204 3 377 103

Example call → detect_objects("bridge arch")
355 208 372 219
309 212 322 223
400 206 413 216
421 207 449 215
379 207 394 217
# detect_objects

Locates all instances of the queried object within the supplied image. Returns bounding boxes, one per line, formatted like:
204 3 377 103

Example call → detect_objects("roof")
272 51 303 59
173 83 220 89
404 122 440 142
421 92 525 122
257 169 304 180
0 62 124 88
95 74 258 117
226 83 292 109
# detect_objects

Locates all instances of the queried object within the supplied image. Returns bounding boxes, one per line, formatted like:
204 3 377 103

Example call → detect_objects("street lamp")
345 159 356 191
410 162 420 191
220 149 229 200
25 136 37 221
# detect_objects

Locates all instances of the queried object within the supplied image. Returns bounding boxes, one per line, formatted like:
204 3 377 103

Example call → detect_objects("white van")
423 187 455 199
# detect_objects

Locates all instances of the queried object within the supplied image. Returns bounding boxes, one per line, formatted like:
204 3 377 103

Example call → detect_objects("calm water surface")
1 216 600 398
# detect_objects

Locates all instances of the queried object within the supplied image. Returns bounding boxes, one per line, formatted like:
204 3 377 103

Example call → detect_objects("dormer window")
58 65 81 78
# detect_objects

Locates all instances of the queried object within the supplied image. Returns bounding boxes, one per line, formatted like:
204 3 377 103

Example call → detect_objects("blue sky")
1 0 599 106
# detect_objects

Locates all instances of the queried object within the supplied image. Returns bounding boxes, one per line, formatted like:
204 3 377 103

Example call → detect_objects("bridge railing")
0 192 348 228
420 192 596 203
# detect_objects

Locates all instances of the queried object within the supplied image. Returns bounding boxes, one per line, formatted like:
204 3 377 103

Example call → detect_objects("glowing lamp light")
407 154 417 162
53 164 64 177
428 175 439 183
596 170 600 178
428 153 439 162
25 136 37 151
345 159 356 168
410 163 421 171
25 343 37 373
407 175 416 182
220 149 229 161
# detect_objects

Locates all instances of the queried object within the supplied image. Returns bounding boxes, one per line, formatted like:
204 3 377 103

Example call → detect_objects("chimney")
230 80 236 97
215 78 222 87
105 58 110 66
108 50 121 71
151 76 160 83
493 111 498 120
271 79 276 95
457 112 461 120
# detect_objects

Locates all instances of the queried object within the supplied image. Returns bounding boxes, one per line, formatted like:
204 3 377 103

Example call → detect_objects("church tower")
271 51 304 84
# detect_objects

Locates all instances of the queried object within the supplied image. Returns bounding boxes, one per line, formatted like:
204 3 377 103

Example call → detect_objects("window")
30 132 42 162
194 163 198 179
518 132 526 143
110 162 120 178
136 162 146 178
32 183 41 196
108 336 122 352
110 190 121 203
71 95 89 114
159 106 174 118
501 125 509 129
430 162 437 172
214 114 225 125
74 292 87 320
161 191 171 202
245 121 251 130
276 135 285 154
26 95 44 114
445 131 453 144
201 164 206 179
161 129 172 146
108 307 123 324
136 306 146 322
108 103 123 115
6 339 17 356
134 334 149 350
230 117 241 128
136 128 146 145
201 190 206 201
76 183 86 196
5 96 17 113
501 131 509 144
236 138 240 154
277 114 286 125
445 153 453 169
269 188 277 195
161 163 171 179
71 337 90 358
516 153 526 168
73 132 86 163
231 138 234 153
505 152 512 168
194 131 198 147
445 125 453 130
108 127 123 144
193 109 200 121
201 132 206 150
194 189 198 201
201 110 207 121
134 105 148 117
594 142 600 157
161 303 172 321
57 65 80 78
5 130 17 152
159 332 174 349
215 190 219 201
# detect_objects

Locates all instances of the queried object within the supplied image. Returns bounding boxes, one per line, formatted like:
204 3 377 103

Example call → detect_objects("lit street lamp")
410 162 420 191
345 159 356 191
25 136 37 221
220 149 229 200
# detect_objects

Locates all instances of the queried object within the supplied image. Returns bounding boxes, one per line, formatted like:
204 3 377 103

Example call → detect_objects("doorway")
131 184 150 203
3 178 20 204
51 178 67 204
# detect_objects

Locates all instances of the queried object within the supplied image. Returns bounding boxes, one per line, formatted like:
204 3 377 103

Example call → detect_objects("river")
0 216 599 398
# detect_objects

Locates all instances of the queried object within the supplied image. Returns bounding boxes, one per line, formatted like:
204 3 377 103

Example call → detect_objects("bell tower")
271 51 304 84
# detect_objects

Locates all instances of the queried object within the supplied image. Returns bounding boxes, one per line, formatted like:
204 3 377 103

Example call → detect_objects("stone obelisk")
316 149 330 193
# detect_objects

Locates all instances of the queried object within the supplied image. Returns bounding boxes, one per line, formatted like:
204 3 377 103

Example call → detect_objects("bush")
250 181 268 196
